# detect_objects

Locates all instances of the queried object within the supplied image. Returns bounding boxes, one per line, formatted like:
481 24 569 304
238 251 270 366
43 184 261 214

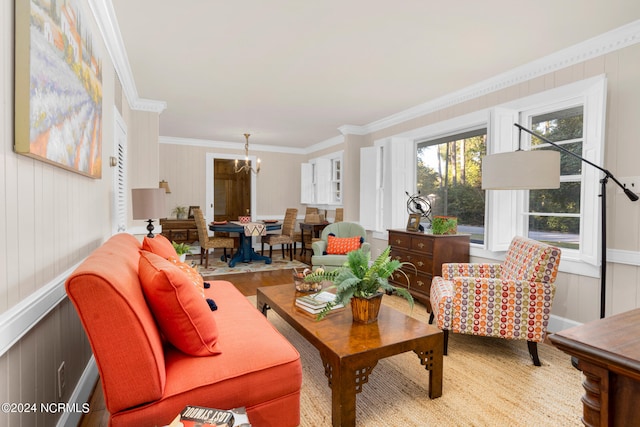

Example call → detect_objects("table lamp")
132 188 166 238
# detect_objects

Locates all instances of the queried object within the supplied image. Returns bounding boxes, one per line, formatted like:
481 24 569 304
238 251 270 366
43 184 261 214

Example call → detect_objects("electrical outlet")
618 176 640 194
57 362 65 399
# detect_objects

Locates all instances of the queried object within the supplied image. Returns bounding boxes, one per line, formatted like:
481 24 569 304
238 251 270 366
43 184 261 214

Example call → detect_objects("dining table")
209 221 282 267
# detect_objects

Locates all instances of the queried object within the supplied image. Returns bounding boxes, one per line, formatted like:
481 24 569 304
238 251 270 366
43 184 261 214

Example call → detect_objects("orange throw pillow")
167 256 205 297
325 235 363 255
142 234 178 259
139 251 221 356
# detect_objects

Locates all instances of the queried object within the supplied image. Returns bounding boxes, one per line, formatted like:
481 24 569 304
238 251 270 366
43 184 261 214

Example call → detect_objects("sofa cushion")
325 234 363 255
139 251 221 356
143 234 178 259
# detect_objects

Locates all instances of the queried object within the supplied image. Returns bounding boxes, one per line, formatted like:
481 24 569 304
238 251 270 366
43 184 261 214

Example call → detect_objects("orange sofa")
66 233 302 427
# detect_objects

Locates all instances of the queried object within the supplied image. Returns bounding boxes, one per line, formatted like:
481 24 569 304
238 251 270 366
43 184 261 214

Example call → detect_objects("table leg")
320 352 379 427
414 346 443 398
228 235 272 267
300 226 306 256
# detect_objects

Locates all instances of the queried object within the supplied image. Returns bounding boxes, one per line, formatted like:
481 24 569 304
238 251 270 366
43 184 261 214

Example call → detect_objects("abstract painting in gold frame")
14 0 103 178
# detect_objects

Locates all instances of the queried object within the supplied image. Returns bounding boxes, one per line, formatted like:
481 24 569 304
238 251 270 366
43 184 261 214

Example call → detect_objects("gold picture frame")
406 214 422 232
14 0 103 178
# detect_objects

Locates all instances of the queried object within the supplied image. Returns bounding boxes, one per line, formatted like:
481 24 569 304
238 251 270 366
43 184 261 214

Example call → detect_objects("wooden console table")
388 230 469 312
159 218 199 244
549 309 640 426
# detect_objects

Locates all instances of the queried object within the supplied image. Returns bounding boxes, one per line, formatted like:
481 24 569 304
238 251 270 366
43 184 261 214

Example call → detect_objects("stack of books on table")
295 291 344 315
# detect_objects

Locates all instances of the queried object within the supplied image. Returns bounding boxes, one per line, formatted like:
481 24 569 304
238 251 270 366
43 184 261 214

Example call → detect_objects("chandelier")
234 133 261 174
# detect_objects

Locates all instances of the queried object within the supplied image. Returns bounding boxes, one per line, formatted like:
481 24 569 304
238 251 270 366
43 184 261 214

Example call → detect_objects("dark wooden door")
213 159 251 221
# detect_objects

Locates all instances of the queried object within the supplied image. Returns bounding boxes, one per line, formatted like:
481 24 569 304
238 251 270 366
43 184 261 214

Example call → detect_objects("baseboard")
548 314 582 334
57 356 99 427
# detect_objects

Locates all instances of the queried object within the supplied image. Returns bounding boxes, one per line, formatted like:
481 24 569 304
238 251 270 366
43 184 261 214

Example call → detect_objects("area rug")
193 256 309 276
248 294 584 426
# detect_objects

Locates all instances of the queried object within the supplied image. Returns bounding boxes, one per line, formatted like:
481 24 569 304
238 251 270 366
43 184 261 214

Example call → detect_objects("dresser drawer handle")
406 255 412 260
417 280 425 287
417 261 424 267
418 242 425 248
395 239 402 244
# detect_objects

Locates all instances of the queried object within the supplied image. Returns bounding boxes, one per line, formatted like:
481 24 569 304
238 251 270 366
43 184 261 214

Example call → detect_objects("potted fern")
304 246 414 322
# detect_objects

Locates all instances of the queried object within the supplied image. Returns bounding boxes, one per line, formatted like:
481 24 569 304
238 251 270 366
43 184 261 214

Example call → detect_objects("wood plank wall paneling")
0 0 139 424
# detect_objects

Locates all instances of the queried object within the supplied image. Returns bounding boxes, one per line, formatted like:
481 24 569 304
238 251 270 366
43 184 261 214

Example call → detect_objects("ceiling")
111 1 640 149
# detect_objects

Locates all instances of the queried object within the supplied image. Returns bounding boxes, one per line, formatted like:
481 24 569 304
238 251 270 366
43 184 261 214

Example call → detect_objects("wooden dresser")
159 218 199 244
388 229 470 312
549 308 640 426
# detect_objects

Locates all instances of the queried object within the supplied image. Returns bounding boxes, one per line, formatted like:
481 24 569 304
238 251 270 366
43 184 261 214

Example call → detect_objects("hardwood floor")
77 249 310 427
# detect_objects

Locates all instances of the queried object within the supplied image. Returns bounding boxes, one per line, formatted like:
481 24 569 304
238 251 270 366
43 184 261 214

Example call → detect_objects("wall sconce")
109 156 118 167
159 180 171 193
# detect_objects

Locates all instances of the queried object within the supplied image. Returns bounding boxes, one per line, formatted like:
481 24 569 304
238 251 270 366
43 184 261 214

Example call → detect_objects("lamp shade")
481 150 561 190
132 188 166 220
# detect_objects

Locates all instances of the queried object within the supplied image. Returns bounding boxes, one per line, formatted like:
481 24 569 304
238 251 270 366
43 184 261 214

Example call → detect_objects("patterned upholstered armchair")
429 236 561 366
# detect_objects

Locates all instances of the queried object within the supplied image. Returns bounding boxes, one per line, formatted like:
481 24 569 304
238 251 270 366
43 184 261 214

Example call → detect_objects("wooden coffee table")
256 284 443 427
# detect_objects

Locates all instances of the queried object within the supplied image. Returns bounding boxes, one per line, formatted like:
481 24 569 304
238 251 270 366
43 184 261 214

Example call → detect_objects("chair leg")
281 245 285 259
261 242 265 256
443 330 449 355
205 249 209 269
289 243 293 261
269 246 273 258
528 341 541 366
223 248 228 260
200 248 204 265
428 312 434 324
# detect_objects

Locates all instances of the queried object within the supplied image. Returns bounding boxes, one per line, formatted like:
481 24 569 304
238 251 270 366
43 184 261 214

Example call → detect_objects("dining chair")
193 208 235 268
294 207 321 256
261 208 298 260
334 208 344 222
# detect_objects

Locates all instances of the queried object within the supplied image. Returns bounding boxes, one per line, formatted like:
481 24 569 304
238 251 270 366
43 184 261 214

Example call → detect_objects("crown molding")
88 0 166 113
338 125 368 136
159 136 307 154
341 19 640 137
159 133 342 155
305 135 344 153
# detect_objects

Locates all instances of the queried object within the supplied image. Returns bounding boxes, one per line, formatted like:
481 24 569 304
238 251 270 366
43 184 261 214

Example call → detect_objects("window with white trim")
364 75 606 275
523 106 583 250
417 128 487 244
300 151 343 206
489 75 606 271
